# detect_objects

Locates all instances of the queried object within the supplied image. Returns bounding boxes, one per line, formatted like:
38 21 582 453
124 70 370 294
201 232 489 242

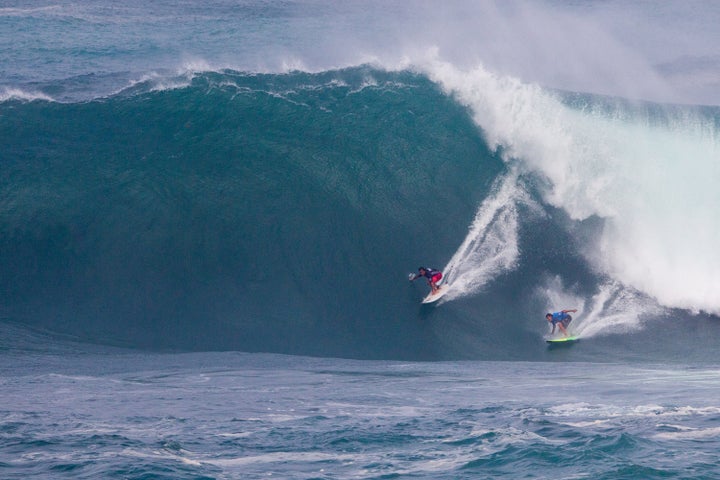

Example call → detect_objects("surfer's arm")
562 309 577 313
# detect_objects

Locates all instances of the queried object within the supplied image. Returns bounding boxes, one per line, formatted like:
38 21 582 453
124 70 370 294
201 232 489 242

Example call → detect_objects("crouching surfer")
410 267 443 295
546 309 577 337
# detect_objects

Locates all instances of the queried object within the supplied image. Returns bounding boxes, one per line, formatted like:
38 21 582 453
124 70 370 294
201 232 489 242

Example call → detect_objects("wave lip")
0 87 54 102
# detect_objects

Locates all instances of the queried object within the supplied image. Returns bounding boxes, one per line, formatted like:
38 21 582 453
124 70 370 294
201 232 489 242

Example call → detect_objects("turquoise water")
2 1 720 478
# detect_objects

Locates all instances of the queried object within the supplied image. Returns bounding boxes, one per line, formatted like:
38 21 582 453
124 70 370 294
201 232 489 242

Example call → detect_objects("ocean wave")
1 66 719 358
0 87 55 102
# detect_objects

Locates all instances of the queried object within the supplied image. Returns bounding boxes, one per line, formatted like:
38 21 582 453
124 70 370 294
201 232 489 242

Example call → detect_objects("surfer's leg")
430 274 441 293
557 322 568 336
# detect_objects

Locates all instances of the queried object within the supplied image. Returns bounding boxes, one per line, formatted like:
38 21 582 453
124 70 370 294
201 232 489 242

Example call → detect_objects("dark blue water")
2 1 720 478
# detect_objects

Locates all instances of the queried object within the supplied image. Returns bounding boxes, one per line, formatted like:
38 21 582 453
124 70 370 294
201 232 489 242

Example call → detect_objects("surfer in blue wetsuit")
546 309 577 337
410 267 443 295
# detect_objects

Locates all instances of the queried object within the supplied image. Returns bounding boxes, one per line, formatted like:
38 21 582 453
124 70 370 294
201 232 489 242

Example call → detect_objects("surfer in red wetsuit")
410 267 443 295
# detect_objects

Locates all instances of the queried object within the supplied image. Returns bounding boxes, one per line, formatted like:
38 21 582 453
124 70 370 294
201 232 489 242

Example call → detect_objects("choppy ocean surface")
2 0 720 478
2 325 720 480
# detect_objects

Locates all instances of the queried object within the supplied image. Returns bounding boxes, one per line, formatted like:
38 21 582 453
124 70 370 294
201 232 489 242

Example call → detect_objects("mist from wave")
3 1 720 105
422 57 720 328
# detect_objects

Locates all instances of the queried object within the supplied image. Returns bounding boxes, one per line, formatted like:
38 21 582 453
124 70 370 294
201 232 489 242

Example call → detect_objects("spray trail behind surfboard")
441 168 537 302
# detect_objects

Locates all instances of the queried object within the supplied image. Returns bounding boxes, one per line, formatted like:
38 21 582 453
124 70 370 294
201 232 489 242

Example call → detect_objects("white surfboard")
422 285 449 304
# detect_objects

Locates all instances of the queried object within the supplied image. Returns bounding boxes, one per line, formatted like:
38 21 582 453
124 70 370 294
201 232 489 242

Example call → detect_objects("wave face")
0 69 507 357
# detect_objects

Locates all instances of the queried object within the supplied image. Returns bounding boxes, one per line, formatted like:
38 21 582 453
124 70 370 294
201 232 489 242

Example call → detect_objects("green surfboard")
546 335 579 344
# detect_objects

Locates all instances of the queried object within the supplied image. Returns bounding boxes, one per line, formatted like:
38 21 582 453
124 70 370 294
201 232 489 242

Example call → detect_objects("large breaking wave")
422 58 720 327
1 65 719 360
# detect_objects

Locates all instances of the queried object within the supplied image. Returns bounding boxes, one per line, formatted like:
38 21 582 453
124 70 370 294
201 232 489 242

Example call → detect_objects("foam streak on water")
442 167 536 301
